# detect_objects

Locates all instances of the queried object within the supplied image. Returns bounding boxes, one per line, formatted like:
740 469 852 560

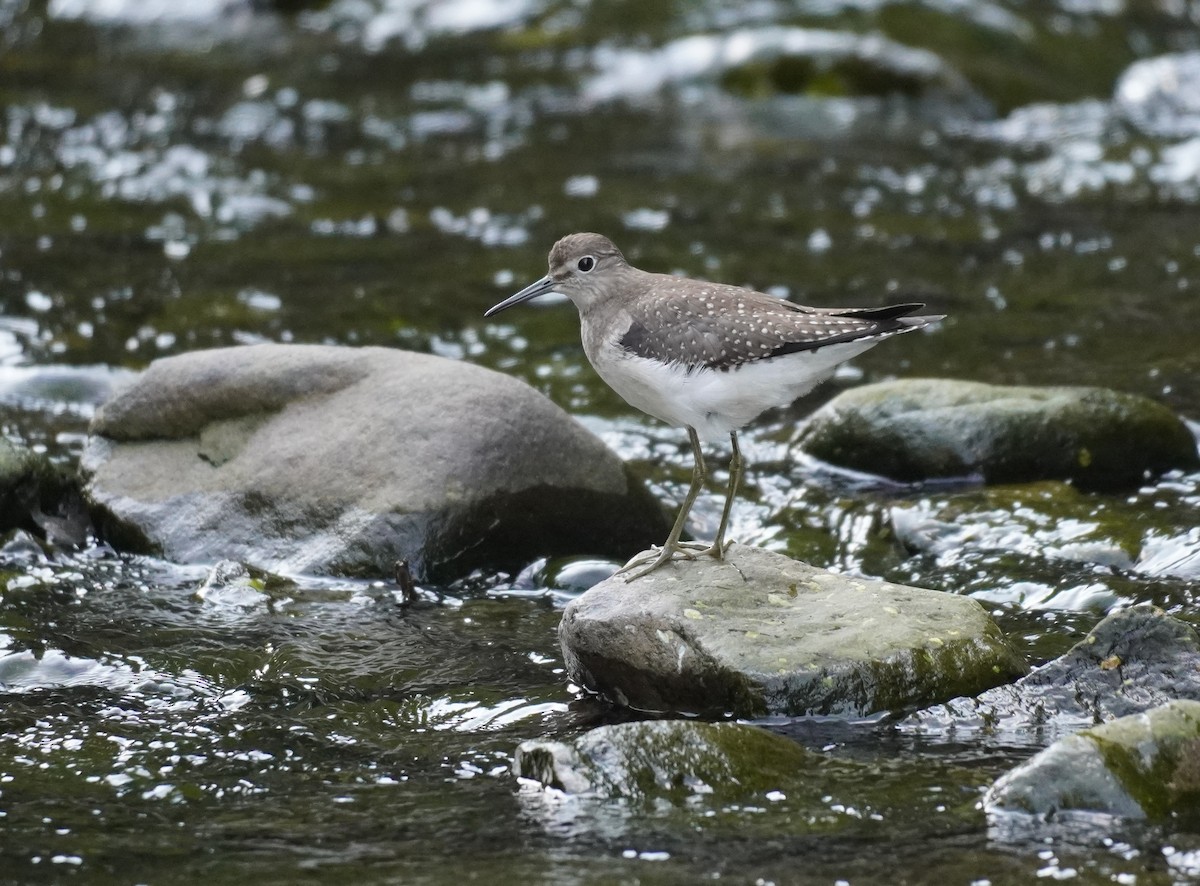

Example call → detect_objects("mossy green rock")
0 437 84 544
0 437 45 502
514 719 989 842
984 700 1200 821
514 720 812 800
559 545 1027 718
794 379 1198 491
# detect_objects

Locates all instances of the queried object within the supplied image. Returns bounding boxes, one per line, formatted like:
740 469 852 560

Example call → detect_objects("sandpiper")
485 233 943 580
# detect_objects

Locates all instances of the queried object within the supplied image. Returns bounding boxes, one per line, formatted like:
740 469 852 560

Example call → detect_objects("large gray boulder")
984 700 1200 821
81 344 667 580
794 379 1198 491
903 606 1200 741
558 545 1027 718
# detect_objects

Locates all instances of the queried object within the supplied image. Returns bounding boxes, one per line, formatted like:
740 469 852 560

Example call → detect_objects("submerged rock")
515 718 988 844
903 606 1200 740
585 27 973 104
794 378 1198 491
0 362 133 412
82 344 667 581
515 719 812 800
1115 51 1200 139
558 545 1027 718
984 700 1200 822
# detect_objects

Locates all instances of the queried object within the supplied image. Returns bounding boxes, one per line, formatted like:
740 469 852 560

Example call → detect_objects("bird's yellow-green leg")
703 431 742 560
619 426 707 581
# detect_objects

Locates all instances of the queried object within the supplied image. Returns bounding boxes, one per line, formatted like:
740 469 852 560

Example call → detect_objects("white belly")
589 341 879 441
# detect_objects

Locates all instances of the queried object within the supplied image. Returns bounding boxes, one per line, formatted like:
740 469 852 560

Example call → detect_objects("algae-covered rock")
82 343 668 581
984 700 1200 821
514 720 812 800
515 719 990 846
0 437 50 517
0 437 87 547
558 545 1027 718
794 378 1198 491
904 606 1200 741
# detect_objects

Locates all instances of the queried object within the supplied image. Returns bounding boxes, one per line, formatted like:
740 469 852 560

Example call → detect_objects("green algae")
987 701 1200 823
1088 702 1200 823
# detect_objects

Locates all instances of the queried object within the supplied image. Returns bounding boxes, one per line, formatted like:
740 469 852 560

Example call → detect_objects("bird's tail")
834 302 945 329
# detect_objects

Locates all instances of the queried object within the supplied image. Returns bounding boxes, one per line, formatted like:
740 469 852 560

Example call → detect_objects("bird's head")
484 232 627 317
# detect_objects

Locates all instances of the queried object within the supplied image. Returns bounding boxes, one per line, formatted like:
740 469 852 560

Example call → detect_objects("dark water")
2 0 1200 882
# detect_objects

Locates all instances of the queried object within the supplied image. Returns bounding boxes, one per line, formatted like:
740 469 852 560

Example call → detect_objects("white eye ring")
577 255 595 273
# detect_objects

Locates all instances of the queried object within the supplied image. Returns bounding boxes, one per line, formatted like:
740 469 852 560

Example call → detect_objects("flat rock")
984 700 1200 822
558 545 1027 718
902 605 1200 742
82 343 668 580
794 378 1198 491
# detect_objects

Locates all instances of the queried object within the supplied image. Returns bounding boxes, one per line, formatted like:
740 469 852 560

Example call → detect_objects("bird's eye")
577 256 595 273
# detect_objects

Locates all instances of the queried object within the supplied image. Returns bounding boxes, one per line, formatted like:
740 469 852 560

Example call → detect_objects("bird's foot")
619 545 677 581
616 541 720 582
616 542 696 570
699 538 733 561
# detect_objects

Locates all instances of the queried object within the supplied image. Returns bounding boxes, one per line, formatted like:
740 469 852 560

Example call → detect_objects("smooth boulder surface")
984 700 1200 822
559 545 1027 718
82 344 668 580
903 606 1200 741
794 378 1198 491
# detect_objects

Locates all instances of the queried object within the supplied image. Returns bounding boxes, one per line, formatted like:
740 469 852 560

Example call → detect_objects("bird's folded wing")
618 281 922 371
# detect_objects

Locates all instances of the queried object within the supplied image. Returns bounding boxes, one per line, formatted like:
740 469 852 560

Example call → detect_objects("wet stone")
514 719 813 800
81 343 668 581
558 544 1028 718
903 606 1200 742
794 378 1199 491
984 699 1200 822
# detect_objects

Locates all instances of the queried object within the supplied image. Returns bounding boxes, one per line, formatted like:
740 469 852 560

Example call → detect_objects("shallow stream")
2 0 1200 881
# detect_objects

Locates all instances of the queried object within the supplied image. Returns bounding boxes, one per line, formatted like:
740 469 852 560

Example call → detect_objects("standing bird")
485 233 943 580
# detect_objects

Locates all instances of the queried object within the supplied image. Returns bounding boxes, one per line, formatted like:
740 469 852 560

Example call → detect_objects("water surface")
2 0 1200 881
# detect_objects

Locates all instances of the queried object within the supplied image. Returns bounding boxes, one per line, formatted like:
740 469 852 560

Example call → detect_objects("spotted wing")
618 278 934 372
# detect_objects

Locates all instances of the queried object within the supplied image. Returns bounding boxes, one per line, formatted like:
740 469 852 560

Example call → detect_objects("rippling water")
2 0 1199 881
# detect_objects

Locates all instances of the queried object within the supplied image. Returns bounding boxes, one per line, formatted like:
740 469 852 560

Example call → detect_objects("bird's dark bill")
484 276 557 317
